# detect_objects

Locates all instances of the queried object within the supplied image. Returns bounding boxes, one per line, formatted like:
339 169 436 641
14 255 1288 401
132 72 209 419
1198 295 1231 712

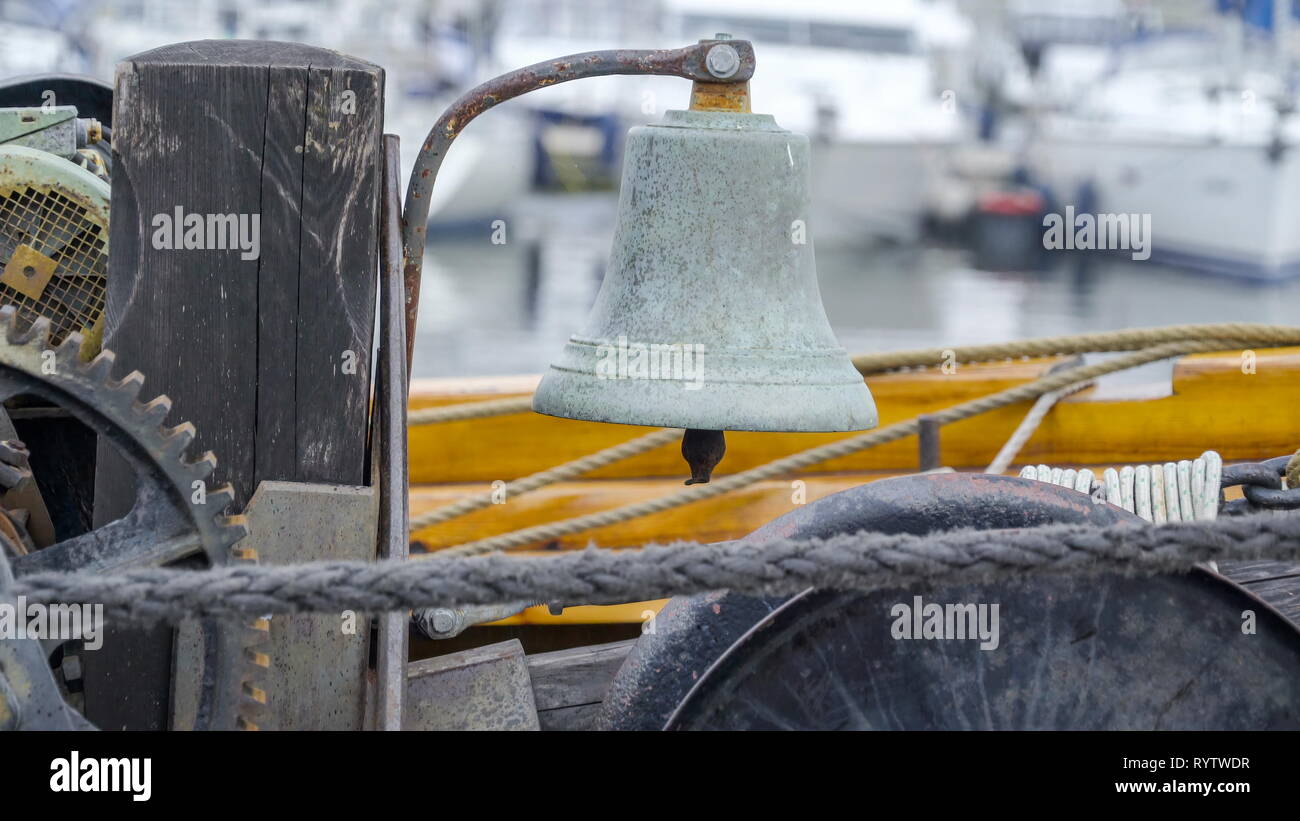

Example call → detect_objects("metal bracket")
171 480 378 731
370 133 409 730
0 106 78 156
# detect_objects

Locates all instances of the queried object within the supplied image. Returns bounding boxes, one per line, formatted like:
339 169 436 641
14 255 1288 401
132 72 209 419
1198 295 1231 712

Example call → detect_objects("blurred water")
414 192 1300 385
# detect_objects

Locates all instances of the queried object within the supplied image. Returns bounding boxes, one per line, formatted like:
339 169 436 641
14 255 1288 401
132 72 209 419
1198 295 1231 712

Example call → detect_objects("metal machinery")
0 86 110 356
0 77 265 728
1 38 1299 732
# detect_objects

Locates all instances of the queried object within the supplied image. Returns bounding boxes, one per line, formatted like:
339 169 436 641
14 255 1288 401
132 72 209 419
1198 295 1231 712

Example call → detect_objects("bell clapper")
682 429 727 485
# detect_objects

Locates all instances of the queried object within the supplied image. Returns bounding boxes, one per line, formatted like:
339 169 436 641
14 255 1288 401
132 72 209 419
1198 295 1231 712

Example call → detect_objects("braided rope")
850 323 1300 374
12 511 1300 623
436 339 1255 556
407 396 533 426
407 325 1300 426
410 428 680 531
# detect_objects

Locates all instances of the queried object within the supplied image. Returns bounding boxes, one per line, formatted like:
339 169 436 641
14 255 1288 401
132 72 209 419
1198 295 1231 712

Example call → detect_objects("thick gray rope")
850 323 1300 374
10 511 1300 624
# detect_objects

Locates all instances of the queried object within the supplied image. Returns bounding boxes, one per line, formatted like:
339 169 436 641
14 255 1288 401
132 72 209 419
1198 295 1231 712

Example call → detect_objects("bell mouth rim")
532 368 878 433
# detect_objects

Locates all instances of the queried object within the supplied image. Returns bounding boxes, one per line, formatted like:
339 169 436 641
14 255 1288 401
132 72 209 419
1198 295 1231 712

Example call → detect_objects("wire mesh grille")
0 182 107 346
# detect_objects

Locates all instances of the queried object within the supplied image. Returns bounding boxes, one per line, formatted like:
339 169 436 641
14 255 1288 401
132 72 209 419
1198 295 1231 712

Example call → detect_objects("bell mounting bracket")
398 39 757 359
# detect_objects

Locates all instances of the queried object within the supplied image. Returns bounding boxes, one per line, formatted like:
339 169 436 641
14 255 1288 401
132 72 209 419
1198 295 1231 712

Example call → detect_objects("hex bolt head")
705 44 740 79
430 608 458 635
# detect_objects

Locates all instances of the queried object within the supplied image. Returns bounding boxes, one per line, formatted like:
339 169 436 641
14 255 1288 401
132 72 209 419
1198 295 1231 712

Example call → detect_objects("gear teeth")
83 349 117 382
205 482 236 514
0 330 267 732
237 696 269 729
220 513 249 542
10 315 53 348
56 332 85 362
137 395 173 428
239 615 271 730
111 370 146 404
185 449 217 482
160 422 196 460
242 681 269 705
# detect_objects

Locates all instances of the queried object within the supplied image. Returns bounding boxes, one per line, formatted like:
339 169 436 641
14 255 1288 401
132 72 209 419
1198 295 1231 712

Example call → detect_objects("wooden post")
85 41 384 729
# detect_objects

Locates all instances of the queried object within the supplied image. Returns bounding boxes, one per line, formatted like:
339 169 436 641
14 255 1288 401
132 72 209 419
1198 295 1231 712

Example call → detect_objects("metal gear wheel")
0 306 266 730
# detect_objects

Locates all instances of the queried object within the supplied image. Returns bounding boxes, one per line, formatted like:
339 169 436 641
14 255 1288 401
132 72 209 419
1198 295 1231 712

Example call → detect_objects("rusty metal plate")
172 480 378 731
1 244 55 300
405 639 540 731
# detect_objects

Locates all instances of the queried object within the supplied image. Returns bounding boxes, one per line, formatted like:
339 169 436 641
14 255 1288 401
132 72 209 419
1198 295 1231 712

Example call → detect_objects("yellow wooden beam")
411 473 904 549
408 357 1067 483
406 349 1296 625
408 348 1300 483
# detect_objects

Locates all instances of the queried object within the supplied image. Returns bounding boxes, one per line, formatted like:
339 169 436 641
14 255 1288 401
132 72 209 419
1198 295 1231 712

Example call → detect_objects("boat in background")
490 0 976 245
75 0 532 230
1028 3 1300 280
666 0 975 246
0 1 90 76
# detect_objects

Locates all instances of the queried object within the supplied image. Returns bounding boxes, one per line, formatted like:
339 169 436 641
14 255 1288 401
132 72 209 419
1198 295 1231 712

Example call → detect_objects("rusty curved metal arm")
398 40 755 360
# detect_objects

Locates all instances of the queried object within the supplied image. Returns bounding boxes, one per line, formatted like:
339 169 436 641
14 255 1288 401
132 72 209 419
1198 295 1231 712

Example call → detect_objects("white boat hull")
391 108 534 229
1032 136 1300 280
810 139 954 247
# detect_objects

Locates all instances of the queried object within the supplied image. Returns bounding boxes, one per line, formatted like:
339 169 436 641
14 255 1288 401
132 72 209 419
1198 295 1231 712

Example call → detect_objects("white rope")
984 386 1072 475
1020 450 1222 523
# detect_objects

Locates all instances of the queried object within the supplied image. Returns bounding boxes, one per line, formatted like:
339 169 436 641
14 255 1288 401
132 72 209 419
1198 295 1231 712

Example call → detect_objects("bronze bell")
532 81 877 482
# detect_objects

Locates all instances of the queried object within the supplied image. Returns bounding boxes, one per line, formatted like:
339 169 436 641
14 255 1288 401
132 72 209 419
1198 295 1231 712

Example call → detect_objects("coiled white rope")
1020 450 1222 523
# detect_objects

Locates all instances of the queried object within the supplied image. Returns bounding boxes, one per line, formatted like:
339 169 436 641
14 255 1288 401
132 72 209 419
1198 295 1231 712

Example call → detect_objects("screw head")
705 43 740 80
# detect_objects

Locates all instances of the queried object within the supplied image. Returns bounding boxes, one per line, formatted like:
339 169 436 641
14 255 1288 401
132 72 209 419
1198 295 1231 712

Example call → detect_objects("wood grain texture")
100 40 382 508
1239 575 1300 623
1221 560 1300 584
527 638 635 710
254 63 307 483
409 474 906 550
89 40 383 730
526 639 634 730
295 62 381 485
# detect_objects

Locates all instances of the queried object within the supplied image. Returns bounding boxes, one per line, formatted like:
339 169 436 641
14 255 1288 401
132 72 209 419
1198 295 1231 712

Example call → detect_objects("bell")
533 84 877 480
